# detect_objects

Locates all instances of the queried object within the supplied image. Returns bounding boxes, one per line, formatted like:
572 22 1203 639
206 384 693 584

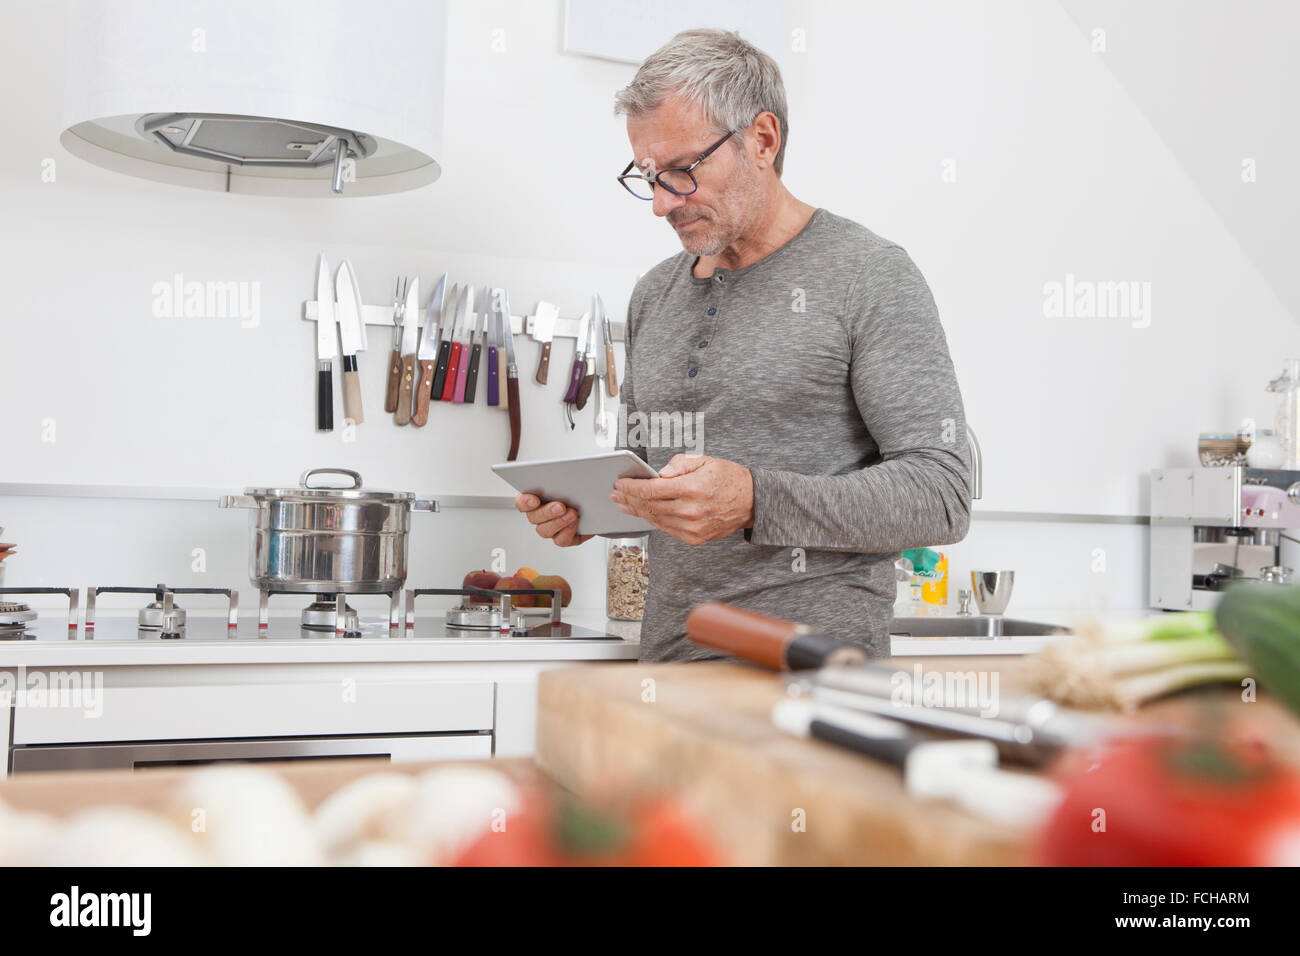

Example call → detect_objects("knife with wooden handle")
335 259 366 426
411 275 447 428
394 276 420 425
685 602 869 670
531 301 558 385
596 293 618 397
384 278 404 414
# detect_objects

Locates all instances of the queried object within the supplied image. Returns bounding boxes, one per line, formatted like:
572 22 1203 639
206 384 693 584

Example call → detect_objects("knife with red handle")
440 286 465 402
451 286 473 404
685 602 869 671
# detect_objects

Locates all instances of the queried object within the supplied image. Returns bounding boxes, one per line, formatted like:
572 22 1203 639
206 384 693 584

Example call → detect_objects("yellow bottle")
921 553 948 606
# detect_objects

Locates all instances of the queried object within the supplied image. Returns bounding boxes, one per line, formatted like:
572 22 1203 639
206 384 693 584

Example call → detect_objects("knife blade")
598 293 618 397
452 285 474 404
497 297 510 413
574 306 596 411
394 276 421 425
562 311 588 405
463 285 488 403
486 290 500 408
412 273 447 427
441 285 467 402
501 288 521 460
315 254 336 432
335 259 365 426
531 301 559 385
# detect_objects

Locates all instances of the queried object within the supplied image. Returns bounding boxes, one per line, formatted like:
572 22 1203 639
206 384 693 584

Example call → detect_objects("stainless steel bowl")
220 468 438 593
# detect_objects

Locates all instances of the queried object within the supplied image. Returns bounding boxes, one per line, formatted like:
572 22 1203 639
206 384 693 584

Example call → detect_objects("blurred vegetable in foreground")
1023 611 1248 711
1037 730 1300 866
1215 581 1300 720
453 790 721 867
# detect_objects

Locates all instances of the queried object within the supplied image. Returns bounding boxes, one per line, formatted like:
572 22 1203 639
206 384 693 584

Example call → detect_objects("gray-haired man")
516 29 971 661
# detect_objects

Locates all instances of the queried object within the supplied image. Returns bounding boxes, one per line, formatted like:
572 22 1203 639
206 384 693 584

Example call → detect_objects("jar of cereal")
606 534 649 621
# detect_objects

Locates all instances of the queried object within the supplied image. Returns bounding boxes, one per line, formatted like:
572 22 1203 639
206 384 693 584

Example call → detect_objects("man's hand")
515 494 593 548
612 454 754 546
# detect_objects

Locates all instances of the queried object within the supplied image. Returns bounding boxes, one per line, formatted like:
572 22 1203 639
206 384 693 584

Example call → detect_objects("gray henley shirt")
619 207 972 661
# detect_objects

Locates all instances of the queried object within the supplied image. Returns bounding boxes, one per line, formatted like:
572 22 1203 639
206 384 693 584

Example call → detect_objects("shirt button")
706 307 716 315
698 340 708 348
688 368 698 378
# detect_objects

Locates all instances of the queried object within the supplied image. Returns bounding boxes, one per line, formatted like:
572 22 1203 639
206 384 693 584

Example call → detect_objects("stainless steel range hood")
61 0 446 197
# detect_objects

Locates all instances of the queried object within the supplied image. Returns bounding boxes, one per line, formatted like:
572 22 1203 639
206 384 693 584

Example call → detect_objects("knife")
439 285 466 402
500 288 521 460
412 274 447 427
463 285 488 403
598 293 618 397
384 278 404 414
562 312 587 405
314 254 336 432
594 332 612 443
430 284 457 401
575 307 596 411
531 301 559 385
394 276 421 425
335 258 366 426
497 300 510 412
486 291 500 408
452 285 474 404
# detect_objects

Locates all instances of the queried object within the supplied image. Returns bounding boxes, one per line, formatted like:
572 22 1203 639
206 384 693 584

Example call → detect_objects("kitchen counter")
0 608 639 668
889 604 1166 656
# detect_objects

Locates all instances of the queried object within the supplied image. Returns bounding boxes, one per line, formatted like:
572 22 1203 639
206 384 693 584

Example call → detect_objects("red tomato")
1037 732 1300 866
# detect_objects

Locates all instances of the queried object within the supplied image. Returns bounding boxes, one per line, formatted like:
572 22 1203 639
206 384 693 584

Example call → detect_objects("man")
516 28 971 661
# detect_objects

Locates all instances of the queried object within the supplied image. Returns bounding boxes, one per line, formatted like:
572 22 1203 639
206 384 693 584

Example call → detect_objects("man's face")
625 97 763 256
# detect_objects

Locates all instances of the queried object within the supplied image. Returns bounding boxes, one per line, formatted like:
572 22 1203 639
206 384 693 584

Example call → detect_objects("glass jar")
1267 359 1300 470
606 534 649 621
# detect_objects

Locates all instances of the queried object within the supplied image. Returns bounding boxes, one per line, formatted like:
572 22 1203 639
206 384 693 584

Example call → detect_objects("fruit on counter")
462 570 501 603
492 575 537 607
514 567 540 583
1214 580 1300 719
531 574 572 608
453 790 720 866
1037 730 1300 865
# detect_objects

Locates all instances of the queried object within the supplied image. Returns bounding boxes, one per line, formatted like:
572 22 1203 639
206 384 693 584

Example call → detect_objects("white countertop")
0 608 640 669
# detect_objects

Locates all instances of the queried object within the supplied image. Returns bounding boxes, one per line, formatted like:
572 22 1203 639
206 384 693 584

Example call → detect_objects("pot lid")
244 468 414 502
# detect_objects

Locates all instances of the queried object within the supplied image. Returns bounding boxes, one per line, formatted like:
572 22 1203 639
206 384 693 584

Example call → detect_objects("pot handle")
218 494 257 509
300 467 363 490
412 498 440 512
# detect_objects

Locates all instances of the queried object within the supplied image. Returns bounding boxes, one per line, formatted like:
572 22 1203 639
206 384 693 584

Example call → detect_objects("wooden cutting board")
536 659 1039 866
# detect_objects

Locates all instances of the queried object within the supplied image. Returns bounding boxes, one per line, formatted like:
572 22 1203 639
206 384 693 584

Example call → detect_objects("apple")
462 570 500 603
493 575 537 607
531 574 572 608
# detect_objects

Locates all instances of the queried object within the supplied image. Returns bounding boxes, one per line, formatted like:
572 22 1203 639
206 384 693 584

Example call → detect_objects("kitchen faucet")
967 424 982 501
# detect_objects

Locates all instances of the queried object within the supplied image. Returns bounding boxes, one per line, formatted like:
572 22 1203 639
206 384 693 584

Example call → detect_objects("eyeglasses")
617 129 736 200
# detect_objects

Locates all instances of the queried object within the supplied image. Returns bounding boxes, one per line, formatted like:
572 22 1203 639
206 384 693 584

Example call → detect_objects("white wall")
4 1 1298 615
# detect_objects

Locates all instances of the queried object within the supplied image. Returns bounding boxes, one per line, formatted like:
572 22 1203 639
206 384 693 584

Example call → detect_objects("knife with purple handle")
486 288 500 407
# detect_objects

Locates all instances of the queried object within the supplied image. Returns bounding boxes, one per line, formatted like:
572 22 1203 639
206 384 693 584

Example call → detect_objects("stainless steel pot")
219 468 438 593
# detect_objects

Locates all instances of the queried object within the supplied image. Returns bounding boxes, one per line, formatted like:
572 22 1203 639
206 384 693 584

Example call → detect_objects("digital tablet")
492 450 659 535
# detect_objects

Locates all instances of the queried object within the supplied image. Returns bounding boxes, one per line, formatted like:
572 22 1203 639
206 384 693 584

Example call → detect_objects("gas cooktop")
0 585 619 643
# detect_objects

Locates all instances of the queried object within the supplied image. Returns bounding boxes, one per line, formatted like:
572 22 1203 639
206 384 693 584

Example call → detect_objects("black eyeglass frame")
617 129 737 199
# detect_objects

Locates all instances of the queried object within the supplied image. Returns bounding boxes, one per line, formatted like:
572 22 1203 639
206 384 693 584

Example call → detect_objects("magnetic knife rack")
302 300 625 343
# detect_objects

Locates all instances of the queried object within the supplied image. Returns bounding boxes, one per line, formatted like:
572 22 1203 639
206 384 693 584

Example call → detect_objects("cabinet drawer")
13 678 495 745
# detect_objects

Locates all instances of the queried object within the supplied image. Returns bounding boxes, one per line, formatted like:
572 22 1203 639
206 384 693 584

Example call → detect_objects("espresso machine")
1149 466 1300 611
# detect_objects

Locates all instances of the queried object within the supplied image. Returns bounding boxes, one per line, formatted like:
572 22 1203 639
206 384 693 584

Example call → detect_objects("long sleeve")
746 246 972 553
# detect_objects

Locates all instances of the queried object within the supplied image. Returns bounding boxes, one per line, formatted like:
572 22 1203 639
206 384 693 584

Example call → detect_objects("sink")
888 615 1069 638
